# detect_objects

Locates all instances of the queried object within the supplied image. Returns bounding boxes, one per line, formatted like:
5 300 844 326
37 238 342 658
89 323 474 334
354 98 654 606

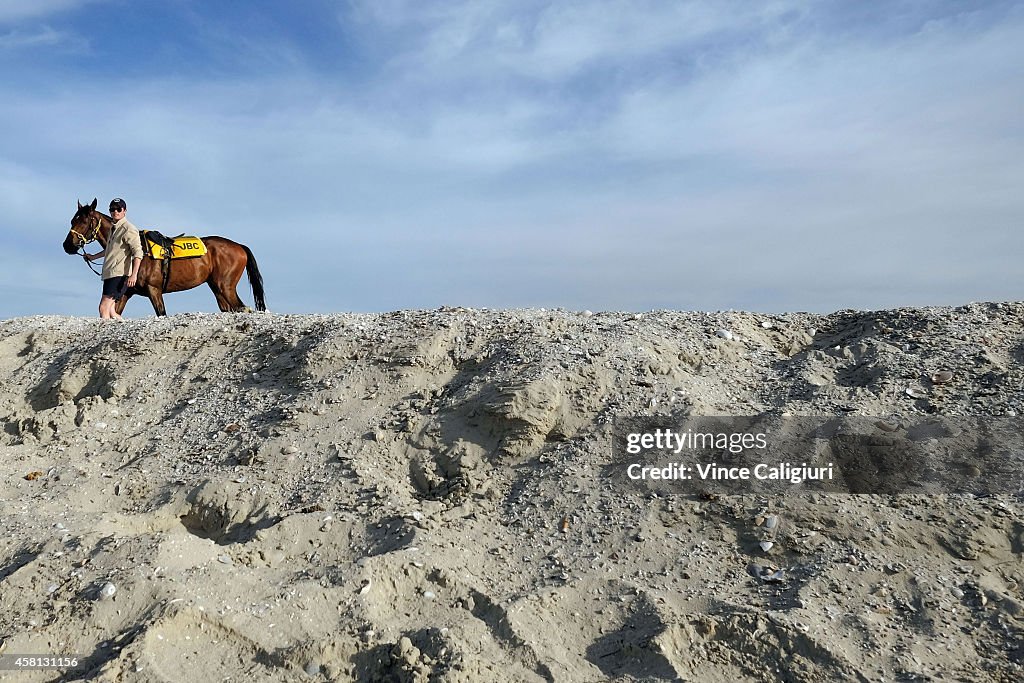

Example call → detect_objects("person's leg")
111 281 126 319
99 278 126 320
99 296 114 319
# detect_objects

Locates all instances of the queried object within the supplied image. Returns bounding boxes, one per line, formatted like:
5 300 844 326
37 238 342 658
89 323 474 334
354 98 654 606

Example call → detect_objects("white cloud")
346 0 802 82
0 0 102 24
592 6 1024 183
0 25 63 49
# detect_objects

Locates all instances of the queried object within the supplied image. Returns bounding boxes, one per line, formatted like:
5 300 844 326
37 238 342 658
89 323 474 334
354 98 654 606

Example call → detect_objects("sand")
0 304 1022 681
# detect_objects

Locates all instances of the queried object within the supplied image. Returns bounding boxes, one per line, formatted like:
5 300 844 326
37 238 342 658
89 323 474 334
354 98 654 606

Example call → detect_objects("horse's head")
63 198 104 254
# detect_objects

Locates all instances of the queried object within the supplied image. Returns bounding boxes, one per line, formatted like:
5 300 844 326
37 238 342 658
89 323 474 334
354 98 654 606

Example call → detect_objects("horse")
62 198 266 316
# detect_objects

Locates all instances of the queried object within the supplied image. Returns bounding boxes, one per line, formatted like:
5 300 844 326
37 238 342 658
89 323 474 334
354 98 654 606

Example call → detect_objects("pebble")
715 329 734 340
747 564 785 583
94 422 108 430
98 582 117 600
281 445 299 455
759 541 774 552
397 636 415 656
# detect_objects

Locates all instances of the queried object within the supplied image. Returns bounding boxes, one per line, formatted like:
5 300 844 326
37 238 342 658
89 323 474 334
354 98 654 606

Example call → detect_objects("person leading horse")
63 198 266 316
81 198 142 320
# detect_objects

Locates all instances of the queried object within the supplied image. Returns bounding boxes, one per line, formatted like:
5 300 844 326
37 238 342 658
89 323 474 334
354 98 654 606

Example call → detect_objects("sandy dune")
1 304 1022 681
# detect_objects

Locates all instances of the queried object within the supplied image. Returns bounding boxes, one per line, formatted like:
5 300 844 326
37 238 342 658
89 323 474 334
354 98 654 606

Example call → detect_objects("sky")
1 0 1022 318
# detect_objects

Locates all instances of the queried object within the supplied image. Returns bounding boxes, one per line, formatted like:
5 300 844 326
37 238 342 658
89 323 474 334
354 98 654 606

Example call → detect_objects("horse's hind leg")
114 292 133 316
209 264 248 312
206 280 233 312
143 286 167 316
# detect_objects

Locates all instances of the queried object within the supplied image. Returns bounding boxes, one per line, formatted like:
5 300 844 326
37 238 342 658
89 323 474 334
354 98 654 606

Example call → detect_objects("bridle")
70 212 104 247
71 212 106 277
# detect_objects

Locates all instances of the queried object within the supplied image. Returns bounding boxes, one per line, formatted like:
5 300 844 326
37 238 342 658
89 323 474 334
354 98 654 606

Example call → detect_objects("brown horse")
62 198 266 316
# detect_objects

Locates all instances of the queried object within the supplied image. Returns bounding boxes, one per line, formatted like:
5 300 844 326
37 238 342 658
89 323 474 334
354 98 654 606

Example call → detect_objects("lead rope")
76 216 104 278
79 246 103 278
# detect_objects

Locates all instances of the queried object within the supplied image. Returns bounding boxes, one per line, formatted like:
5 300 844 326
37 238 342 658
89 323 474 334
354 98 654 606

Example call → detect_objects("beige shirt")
101 218 144 279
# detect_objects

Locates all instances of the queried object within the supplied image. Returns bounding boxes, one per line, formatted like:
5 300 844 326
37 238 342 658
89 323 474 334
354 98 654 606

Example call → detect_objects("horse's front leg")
143 285 167 316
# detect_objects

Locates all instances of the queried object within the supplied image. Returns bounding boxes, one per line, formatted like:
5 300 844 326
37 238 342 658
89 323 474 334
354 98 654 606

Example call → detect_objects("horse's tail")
241 244 267 312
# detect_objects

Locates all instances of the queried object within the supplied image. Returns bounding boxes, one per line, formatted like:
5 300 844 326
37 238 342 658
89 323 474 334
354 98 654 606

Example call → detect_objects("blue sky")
2 1 1022 317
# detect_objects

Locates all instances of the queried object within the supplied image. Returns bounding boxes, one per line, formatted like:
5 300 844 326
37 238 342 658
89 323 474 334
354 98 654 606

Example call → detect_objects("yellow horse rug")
141 230 207 260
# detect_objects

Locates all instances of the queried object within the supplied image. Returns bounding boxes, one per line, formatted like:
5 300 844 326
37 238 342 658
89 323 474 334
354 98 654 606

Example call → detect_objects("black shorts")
102 276 128 298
